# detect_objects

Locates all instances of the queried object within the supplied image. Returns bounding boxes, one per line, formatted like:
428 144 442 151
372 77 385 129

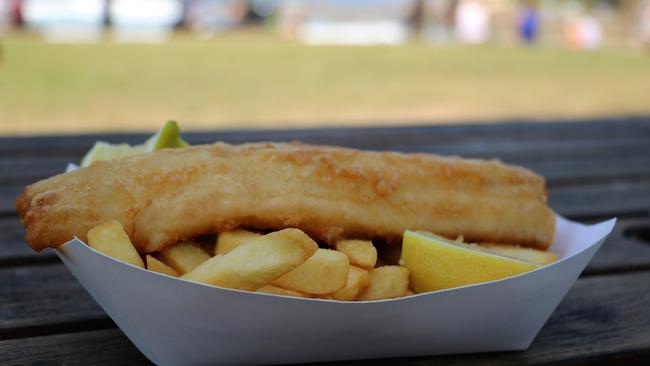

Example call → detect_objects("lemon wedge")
80 142 146 167
401 230 539 293
143 120 189 151
479 244 558 265
80 121 188 167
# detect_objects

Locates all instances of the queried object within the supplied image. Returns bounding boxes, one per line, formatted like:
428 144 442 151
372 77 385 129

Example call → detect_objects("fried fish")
16 142 555 253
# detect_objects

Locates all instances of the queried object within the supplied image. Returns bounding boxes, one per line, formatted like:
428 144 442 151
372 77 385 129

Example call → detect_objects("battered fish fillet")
16 142 555 253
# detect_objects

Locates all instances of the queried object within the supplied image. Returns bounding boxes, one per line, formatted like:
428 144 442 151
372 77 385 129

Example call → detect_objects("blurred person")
0 0 11 34
0 0 20 30
636 0 650 48
517 2 539 44
110 0 183 42
486 0 515 45
454 0 490 44
565 13 602 50
249 0 279 19
185 0 247 38
295 0 416 45
278 0 306 39
22 0 106 42
421 0 455 44
11 0 20 25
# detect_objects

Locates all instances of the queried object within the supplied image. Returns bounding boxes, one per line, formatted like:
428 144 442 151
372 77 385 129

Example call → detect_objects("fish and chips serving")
14 122 616 363
16 122 561 299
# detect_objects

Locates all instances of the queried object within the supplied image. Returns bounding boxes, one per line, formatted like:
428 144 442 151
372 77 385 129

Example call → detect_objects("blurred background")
0 0 649 135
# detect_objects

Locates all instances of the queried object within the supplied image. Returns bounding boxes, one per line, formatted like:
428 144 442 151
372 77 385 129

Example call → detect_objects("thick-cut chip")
87 220 144 268
273 249 350 295
215 229 262 255
335 240 377 269
358 266 410 301
256 285 310 298
146 255 179 277
331 266 370 301
158 241 211 275
481 244 558 265
182 228 318 291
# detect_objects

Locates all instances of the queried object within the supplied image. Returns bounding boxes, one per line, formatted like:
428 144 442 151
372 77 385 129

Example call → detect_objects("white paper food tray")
53 215 615 365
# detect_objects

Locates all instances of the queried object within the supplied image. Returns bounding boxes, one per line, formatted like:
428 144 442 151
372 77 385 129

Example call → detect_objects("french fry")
273 249 350 295
358 266 410 301
146 255 179 277
87 220 144 268
331 266 370 301
182 228 318 291
480 243 558 265
215 229 262 255
335 240 377 270
158 241 211 275
257 285 310 298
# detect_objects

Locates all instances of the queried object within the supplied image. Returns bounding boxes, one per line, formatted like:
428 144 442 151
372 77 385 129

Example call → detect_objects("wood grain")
1 120 649 365
585 217 650 275
0 271 647 366
0 265 104 338
1 119 649 181
1 118 649 156
0 329 150 366
313 271 650 365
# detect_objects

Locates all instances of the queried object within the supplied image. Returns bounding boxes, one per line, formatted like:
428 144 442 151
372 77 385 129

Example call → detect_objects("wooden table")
1 119 649 365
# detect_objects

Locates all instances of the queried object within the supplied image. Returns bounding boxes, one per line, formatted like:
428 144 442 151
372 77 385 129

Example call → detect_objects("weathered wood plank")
1 271 648 366
3 134 649 182
0 186 22 215
0 218 48 263
0 119 648 169
2 120 648 365
2 118 649 156
402 137 650 164
523 157 650 185
0 264 105 337
549 180 650 219
0 329 150 366
583 217 650 274
320 271 650 365
0 157 71 185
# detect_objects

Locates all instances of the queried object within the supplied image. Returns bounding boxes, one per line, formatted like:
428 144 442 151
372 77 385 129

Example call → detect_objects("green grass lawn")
1 33 650 135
